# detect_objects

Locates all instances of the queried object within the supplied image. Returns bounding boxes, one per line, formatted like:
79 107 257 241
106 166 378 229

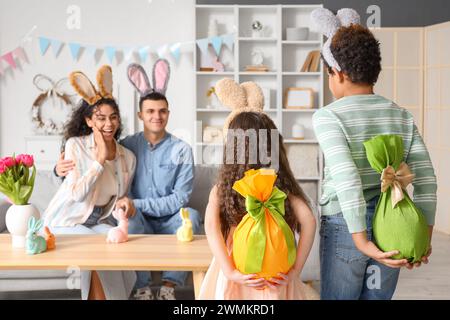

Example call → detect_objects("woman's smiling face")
85 103 120 141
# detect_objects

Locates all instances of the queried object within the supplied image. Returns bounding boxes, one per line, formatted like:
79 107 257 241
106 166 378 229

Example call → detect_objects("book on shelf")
244 65 270 72
300 50 321 72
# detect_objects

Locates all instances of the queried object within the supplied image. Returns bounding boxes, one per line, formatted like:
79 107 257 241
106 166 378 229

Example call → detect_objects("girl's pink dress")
198 230 307 300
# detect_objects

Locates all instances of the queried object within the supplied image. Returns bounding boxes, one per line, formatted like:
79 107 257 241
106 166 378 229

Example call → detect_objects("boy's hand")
115 197 136 218
56 152 75 177
352 231 409 268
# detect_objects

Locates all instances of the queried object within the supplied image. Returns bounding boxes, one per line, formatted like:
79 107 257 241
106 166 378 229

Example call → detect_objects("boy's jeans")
128 208 202 289
320 196 400 300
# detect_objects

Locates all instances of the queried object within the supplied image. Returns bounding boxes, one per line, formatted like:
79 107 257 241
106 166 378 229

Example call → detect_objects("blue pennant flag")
86 45 97 58
211 36 223 56
38 37 50 55
196 38 209 55
105 46 116 63
170 43 181 62
68 42 82 60
222 34 235 51
50 39 63 57
138 46 149 63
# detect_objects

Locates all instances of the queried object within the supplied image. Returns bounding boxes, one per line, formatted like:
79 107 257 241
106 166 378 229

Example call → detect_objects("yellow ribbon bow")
380 162 415 208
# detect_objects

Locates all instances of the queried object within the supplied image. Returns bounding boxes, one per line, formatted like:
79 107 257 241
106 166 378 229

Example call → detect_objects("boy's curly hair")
330 24 382 85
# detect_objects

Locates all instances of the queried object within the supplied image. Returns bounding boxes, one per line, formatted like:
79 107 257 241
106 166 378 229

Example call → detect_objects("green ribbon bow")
244 187 296 273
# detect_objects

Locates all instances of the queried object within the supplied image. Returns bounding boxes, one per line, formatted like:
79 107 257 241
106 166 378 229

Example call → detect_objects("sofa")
0 165 320 297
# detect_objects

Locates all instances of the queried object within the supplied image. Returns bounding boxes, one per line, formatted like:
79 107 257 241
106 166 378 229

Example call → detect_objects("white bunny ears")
127 59 171 97
310 8 361 71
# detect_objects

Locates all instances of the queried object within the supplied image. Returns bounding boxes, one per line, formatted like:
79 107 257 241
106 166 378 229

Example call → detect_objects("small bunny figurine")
44 226 56 250
26 216 47 255
106 208 128 244
176 208 193 242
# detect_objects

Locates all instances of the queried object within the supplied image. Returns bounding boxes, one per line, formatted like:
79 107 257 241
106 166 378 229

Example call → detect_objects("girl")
43 66 136 300
311 8 436 299
199 110 317 300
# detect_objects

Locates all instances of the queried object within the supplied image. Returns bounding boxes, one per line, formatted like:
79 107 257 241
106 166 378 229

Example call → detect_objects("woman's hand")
225 269 267 289
55 152 75 177
352 231 409 268
93 126 108 165
266 269 300 289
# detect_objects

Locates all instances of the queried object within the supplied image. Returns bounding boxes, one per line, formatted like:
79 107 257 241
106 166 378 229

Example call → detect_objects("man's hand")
352 231 409 268
56 152 75 177
115 197 136 218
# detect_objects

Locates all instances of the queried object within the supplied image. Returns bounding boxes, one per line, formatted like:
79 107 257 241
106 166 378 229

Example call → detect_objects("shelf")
282 40 321 45
282 109 317 113
196 72 234 76
282 72 321 76
284 139 318 144
239 72 277 76
197 108 277 113
239 37 278 42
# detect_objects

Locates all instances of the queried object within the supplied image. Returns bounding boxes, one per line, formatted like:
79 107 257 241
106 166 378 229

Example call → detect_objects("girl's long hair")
62 98 122 150
217 112 310 239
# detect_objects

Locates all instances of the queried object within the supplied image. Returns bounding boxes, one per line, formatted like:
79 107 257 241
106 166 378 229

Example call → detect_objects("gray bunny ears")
127 59 171 96
310 8 360 71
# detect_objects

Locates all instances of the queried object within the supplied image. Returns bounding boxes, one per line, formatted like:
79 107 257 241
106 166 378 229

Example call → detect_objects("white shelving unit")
194 4 324 205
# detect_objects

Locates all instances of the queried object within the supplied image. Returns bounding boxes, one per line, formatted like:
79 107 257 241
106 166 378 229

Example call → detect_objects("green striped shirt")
312 94 437 233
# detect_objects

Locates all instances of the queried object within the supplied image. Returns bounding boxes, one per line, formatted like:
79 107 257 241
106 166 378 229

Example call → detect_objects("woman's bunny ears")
69 65 114 105
127 59 171 97
310 8 360 71
214 78 265 133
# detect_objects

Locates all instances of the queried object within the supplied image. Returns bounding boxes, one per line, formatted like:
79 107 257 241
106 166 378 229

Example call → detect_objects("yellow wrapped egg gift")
232 168 296 280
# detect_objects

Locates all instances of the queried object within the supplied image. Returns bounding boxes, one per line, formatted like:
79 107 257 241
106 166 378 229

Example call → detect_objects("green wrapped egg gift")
363 135 430 263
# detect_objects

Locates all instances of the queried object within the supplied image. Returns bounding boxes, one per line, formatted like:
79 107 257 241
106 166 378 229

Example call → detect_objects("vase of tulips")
0 154 39 248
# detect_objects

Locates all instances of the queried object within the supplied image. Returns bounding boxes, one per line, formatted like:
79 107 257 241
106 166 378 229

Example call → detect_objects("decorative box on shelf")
25 135 63 171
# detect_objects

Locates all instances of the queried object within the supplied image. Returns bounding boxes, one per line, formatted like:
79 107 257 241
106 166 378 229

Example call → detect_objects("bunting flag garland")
32 33 235 66
68 42 81 60
104 46 116 63
50 39 64 57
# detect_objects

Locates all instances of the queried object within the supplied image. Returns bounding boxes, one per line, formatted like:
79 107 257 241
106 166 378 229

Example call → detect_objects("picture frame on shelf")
284 87 314 109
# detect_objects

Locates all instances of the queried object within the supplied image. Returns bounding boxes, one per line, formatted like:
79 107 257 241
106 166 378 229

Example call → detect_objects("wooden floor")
393 231 450 300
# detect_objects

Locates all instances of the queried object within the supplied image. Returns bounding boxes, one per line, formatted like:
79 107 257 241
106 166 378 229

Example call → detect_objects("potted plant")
0 154 39 248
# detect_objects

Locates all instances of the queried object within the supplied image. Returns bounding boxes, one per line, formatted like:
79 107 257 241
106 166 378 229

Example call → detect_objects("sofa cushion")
187 165 218 220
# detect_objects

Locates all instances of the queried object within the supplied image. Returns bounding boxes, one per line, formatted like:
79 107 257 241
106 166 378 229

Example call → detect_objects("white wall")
0 0 196 156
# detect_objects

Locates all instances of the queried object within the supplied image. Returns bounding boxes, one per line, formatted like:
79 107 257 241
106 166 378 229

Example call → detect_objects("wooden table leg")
193 271 206 299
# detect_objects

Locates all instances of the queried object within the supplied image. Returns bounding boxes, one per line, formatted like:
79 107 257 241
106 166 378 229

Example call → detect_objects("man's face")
138 99 169 134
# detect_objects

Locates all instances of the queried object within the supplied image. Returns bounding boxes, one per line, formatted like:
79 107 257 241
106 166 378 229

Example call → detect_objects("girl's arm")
204 185 266 288
289 195 316 275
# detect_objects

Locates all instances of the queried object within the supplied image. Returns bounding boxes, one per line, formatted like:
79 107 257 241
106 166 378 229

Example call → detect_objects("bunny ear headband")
127 59 171 97
214 78 265 136
310 8 360 71
69 65 114 105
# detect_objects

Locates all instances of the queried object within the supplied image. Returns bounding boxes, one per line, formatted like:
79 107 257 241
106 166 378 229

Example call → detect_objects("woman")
43 66 136 300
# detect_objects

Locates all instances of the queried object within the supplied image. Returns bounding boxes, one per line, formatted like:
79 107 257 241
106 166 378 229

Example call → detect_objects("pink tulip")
16 154 34 168
2 157 16 168
0 162 6 174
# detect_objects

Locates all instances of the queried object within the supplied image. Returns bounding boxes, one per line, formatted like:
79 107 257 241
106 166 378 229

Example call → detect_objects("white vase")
5 204 41 248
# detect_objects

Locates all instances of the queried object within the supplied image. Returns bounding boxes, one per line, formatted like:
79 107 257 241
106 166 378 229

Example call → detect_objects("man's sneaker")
157 285 176 300
132 286 154 300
